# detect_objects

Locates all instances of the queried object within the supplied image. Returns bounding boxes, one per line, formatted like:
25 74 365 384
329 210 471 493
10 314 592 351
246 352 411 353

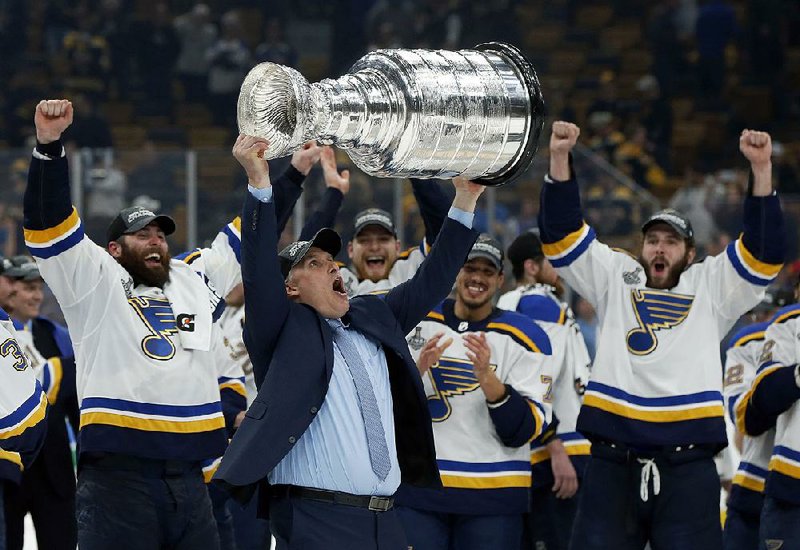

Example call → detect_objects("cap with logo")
278 228 342 279
4 256 42 281
467 234 504 271
507 229 544 271
353 208 396 238
107 206 177 243
641 208 694 242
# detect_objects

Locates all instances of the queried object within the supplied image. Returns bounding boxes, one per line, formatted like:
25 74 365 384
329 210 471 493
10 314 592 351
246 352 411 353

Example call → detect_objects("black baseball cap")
278 228 342 278
4 257 41 281
353 208 396 237
641 209 694 242
507 230 544 270
467 234 504 271
107 206 176 243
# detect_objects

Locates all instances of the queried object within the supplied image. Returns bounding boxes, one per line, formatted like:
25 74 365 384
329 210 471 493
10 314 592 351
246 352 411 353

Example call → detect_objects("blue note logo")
427 357 496 421
128 297 179 361
626 290 694 356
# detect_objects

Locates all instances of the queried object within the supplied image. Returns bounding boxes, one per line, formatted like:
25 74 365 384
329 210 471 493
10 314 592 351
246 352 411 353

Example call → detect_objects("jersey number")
0 338 29 371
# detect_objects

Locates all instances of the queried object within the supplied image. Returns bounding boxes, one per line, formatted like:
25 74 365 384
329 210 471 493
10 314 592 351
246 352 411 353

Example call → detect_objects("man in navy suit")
214 135 484 549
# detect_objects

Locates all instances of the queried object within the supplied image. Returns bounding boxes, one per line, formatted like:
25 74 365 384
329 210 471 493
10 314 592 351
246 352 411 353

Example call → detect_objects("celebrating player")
394 234 552 550
538 121 784 549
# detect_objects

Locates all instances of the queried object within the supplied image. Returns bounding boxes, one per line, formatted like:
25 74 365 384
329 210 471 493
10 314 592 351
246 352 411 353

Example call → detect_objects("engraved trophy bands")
237 42 544 186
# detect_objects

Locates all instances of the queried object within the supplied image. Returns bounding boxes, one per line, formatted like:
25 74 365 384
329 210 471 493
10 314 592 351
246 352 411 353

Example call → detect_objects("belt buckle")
368 496 391 512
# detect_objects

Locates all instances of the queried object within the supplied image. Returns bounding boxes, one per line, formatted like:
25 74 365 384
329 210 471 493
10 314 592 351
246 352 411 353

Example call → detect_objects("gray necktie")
331 323 391 481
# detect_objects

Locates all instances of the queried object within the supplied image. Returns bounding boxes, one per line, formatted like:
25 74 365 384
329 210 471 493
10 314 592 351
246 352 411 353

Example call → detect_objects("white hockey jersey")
25 208 242 462
217 304 254 405
395 300 552 515
742 304 800 504
340 243 427 296
0 308 48 483
723 321 773 514
542 230 778 447
498 284 592 488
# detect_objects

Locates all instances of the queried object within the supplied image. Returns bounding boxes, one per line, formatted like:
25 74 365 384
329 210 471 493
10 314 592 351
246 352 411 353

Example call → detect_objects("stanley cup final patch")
407 327 426 351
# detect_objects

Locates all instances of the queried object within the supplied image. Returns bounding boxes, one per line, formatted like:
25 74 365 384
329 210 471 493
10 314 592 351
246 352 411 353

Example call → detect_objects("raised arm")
274 141 322 234
384 178 482 334
299 146 349 240
409 178 450 248
233 137 290 383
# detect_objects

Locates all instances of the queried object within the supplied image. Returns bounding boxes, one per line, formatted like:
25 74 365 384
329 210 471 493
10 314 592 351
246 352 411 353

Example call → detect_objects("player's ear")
108 240 122 258
687 246 696 265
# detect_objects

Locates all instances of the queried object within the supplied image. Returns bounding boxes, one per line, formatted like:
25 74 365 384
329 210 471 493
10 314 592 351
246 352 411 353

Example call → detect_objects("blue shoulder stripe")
487 310 552 355
516 294 564 325
728 321 770 350
770 303 800 325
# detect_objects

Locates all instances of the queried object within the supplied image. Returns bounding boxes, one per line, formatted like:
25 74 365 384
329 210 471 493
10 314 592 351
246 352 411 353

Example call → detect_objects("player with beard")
21 99 320 550
538 121 785 549
394 235 553 550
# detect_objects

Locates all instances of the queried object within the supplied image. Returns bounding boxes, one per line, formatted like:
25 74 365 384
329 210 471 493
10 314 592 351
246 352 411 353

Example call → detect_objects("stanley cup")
237 42 544 186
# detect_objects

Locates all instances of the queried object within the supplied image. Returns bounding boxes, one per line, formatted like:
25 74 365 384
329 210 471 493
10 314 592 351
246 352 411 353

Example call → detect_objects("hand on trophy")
320 146 350 195
549 121 580 182
451 176 486 213
290 141 323 176
35 99 73 144
233 134 271 189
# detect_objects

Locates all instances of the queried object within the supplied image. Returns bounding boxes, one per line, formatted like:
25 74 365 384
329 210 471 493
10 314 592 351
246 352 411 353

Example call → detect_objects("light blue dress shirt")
250 184 474 496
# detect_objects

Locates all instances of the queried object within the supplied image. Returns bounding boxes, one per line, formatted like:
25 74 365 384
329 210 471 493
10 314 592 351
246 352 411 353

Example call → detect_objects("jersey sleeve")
489 345 552 448
213 325 247 436
537 174 628 311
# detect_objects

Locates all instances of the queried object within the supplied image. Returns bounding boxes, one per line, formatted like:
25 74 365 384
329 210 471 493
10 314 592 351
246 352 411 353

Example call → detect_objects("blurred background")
0 0 799 295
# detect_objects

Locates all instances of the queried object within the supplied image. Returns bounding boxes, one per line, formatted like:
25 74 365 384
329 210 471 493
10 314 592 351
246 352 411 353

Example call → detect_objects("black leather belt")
272 484 394 512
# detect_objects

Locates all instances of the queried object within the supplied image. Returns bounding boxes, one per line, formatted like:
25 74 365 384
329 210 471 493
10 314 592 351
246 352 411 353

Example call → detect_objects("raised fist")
35 100 73 144
232 134 271 188
550 121 580 156
739 129 772 167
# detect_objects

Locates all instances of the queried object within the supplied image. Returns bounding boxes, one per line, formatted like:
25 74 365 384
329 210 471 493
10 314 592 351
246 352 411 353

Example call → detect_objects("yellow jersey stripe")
47 357 63 404
24 208 80 244
541 223 588 257
0 393 48 440
80 412 225 434
0 449 23 470
584 394 724 423
440 474 531 489
735 365 781 433
770 456 800 480
219 382 247 397
486 322 541 354
736 238 783 277
732 472 765 493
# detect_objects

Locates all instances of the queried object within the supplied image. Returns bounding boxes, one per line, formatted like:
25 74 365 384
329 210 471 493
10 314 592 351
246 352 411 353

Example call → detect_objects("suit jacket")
214 193 478 507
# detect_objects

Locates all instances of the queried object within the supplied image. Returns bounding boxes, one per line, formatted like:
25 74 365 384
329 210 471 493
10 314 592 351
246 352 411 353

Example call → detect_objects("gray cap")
642 208 694 241
107 206 176 243
4 257 41 281
278 228 342 278
467 234 504 271
353 208 396 237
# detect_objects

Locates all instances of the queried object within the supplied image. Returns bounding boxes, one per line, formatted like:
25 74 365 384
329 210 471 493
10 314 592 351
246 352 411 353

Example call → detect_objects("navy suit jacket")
214 193 478 507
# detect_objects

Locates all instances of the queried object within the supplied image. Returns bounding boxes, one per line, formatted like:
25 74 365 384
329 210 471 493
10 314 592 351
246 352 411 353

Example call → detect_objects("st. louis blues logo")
427 357 496 421
128 297 179 361
626 289 694 355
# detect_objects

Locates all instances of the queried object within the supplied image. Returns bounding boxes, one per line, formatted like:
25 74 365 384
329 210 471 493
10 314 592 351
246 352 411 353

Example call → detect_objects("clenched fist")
550 121 580 157
35 99 73 144
739 129 772 167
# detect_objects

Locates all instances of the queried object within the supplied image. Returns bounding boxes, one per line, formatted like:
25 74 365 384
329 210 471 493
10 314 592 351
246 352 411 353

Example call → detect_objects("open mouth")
144 252 162 268
652 260 667 276
332 276 347 296
365 256 386 270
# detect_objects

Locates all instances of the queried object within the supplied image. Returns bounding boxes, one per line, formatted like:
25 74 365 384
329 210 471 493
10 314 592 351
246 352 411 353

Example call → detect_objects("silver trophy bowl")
237 42 544 186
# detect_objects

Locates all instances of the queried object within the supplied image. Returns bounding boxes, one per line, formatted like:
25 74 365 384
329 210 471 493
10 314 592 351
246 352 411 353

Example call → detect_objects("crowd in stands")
1 0 799 282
